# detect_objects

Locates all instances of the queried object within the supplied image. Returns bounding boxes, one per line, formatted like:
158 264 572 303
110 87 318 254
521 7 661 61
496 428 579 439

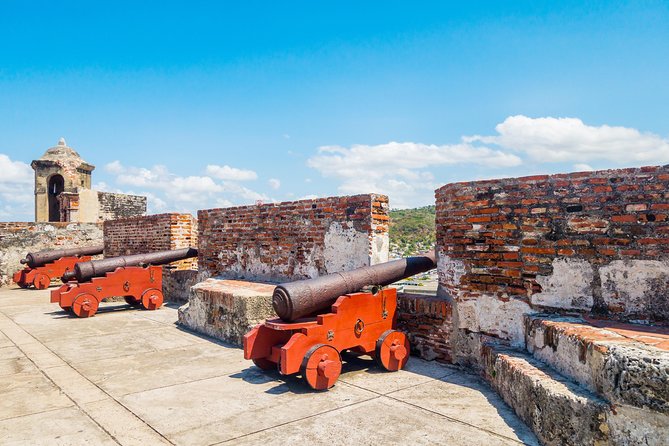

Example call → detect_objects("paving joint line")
66 337 209 366
0 403 76 423
24 319 171 344
0 312 174 445
117 364 264 398
212 391 381 444
340 378 529 445
1 325 123 445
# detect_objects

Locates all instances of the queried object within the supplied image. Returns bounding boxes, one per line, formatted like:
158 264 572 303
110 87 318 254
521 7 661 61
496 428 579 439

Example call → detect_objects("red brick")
611 215 636 223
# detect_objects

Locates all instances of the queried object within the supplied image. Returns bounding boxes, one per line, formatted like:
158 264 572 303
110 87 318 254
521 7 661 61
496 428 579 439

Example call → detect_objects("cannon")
243 251 436 390
51 247 197 318
13 245 104 290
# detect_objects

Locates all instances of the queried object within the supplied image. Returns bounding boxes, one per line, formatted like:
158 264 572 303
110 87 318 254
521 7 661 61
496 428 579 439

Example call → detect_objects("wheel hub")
390 342 407 361
317 357 339 379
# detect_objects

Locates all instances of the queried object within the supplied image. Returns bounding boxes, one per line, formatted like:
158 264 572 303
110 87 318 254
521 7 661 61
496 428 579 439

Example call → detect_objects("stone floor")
0 286 538 446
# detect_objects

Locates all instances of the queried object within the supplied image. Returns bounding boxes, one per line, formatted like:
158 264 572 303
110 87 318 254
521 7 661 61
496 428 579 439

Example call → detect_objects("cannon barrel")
272 251 436 322
64 247 198 282
20 245 104 268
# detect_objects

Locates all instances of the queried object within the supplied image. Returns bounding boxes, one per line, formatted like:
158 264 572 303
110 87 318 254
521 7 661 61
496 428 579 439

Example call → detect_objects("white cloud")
573 163 594 172
0 154 33 220
307 141 521 208
0 154 33 184
307 116 669 208
310 142 521 175
466 115 669 164
219 182 271 202
101 161 269 214
206 164 258 181
104 160 123 174
268 178 281 190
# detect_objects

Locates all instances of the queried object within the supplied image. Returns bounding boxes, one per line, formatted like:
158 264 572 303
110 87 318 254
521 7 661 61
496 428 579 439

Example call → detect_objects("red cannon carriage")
244 252 436 390
51 248 197 318
13 245 103 290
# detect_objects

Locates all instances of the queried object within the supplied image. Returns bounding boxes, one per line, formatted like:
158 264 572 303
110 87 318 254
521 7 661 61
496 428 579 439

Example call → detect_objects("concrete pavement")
0 286 538 445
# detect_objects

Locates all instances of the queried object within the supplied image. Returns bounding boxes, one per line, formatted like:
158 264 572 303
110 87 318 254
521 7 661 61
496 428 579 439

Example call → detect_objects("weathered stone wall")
436 165 669 364
97 192 147 222
163 269 199 304
0 222 103 286
198 194 389 282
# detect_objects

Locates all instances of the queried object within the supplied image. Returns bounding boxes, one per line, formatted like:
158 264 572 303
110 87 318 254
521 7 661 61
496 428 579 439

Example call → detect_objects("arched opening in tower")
48 174 64 222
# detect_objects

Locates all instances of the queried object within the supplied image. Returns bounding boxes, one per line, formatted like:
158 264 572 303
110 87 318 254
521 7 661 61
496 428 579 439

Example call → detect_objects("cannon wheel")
33 273 51 290
141 288 163 311
252 358 277 371
124 296 142 306
72 293 99 318
375 330 410 372
301 344 342 390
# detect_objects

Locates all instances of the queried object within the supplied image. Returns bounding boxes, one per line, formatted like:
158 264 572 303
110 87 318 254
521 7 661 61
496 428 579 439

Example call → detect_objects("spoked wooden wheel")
375 330 410 371
141 288 163 310
33 273 51 290
124 296 142 306
72 293 99 318
252 358 277 371
301 344 342 390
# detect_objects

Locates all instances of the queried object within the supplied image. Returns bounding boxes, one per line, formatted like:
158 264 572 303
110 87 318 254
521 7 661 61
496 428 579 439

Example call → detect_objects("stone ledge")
525 314 669 413
481 343 611 446
177 278 276 346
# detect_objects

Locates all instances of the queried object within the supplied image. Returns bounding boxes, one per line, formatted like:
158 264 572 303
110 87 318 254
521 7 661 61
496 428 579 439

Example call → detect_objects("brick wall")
397 293 452 362
97 192 147 222
436 165 669 363
103 213 198 270
198 194 389 282
0 222 103 286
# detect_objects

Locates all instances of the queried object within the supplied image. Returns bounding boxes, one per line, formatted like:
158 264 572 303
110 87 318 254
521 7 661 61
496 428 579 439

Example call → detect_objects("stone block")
481 343 611 446
177 279 275 346
197 194 389 282
525 315 669 414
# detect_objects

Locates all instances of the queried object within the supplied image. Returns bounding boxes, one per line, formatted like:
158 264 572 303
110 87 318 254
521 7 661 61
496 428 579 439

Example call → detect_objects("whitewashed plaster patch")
531 258 595 310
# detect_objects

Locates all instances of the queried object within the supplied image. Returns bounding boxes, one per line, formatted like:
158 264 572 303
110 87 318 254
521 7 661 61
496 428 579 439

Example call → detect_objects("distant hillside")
389 205 436 257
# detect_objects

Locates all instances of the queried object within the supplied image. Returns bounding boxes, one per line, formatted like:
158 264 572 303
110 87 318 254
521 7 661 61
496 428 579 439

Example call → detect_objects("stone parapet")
481 343 612 446
525 314 669 414
197 194 389 282
0 222 103 287
103 212 198 270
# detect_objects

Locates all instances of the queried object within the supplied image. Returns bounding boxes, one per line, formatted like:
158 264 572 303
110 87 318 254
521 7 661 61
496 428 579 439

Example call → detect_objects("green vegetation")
389 205 436 257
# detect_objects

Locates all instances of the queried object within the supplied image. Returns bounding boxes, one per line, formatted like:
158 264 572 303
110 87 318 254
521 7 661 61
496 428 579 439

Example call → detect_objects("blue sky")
1 1 669 219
